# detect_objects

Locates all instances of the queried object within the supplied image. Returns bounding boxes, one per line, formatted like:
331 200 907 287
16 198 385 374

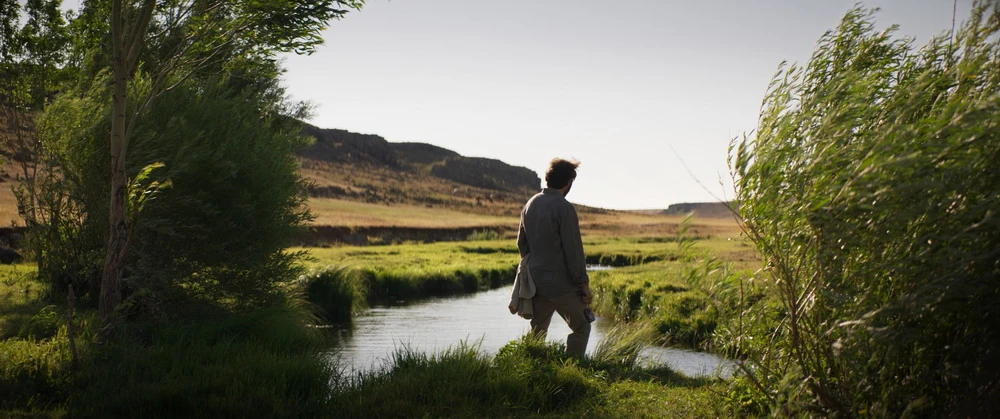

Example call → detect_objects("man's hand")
508 304 518 315
580 283 593 306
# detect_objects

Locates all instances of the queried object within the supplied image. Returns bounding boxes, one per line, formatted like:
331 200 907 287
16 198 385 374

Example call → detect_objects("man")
515 158 592 357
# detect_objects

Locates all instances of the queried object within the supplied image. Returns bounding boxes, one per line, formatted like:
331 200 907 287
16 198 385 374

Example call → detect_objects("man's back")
514 157 591 358
517 188 588 298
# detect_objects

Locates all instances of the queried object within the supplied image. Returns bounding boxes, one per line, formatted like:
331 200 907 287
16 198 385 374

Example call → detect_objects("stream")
327 273 736 378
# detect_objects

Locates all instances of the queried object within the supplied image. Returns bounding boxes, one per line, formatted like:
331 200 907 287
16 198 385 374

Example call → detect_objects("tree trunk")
99 0 128 324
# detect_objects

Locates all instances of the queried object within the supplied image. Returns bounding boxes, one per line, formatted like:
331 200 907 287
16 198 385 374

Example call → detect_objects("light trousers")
529 291 591 358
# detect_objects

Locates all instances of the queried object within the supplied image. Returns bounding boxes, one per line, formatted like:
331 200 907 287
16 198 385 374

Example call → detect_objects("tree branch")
125 0 157 75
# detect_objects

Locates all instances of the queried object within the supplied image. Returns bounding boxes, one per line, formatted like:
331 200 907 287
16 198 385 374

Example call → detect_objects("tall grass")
297 267 366 323
589 321 654 370
73 305 335 417
1 268 340 417
1 235 741 416
730 3 1000 416
0 326 79 412
329 331 720 417
587 231 756 350
0 265 78 412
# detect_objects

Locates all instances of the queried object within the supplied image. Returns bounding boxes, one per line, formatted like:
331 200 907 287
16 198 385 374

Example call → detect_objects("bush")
299 267 365 324
126 76 313 308
35 70 313 310
731 3 1000 416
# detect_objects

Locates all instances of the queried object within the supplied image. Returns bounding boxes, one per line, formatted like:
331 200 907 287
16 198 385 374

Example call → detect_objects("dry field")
309 196 740 240
578 209 740 238
0 186 18 226
0 154 741 239
308 197 517 228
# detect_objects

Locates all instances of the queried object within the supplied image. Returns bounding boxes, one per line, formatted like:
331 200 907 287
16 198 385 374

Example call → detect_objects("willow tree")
99 0 364 324
731 2 1000 416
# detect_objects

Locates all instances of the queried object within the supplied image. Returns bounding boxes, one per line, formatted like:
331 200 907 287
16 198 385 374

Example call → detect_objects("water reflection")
328 286 735 378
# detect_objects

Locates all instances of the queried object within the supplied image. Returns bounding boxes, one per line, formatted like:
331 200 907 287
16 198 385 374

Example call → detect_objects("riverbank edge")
304 245 736 358
302 250 671 324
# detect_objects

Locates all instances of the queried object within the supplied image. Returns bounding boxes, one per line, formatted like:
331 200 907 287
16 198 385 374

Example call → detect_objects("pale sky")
47 1 972 209
277 1 967 209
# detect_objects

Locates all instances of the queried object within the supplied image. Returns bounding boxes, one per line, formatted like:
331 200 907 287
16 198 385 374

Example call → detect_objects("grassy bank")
1 265 729 418
587 236 760 351
0 264 80 415
296 238 682 324
74 306 335 417
2 232 752 416
298 235 759 354
330 333 723 417
296 241 521 323
0 265 343 417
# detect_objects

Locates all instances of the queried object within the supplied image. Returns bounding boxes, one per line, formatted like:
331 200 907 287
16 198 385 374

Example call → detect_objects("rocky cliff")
300 125 539 194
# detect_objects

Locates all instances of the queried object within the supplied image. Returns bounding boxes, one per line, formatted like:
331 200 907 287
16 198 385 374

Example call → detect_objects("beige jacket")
516 188 589 298
508 254 536 319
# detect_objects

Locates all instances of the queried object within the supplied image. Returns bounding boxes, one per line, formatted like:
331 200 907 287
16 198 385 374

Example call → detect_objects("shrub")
299 267 365 324
731 3 1000 416
35 71 313 310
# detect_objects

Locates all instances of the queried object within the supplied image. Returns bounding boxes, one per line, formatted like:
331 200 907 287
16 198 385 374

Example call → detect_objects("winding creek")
328 266 736 378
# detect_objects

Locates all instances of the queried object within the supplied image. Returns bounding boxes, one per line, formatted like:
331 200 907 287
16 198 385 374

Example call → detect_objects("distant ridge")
300 124 539 194
658 202 738 219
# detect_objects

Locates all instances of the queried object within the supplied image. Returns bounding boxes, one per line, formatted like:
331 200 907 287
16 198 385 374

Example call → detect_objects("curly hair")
545 158 580 189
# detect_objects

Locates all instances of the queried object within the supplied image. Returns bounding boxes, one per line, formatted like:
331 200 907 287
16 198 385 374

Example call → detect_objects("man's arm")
560 204 589 287
516 210 529 257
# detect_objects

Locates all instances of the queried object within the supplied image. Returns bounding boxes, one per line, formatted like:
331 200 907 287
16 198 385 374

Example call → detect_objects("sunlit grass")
0 224 751 416
0 264 45 340
330 333 722 417
298 235 758 352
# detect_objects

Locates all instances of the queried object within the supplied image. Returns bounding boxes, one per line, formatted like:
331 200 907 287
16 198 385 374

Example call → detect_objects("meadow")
298 230 755 349
1 215 755 417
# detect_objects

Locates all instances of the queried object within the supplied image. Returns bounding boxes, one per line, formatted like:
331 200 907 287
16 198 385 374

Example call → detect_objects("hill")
297 124 539 216
658 201 738 218
1 115 740 243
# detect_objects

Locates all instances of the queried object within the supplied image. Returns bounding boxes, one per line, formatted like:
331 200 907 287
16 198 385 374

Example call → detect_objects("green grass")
73 306 335 418
0 264 88 413
1 233 754 416
591 262 717 346
0 274 339 417
297 240 520 312
298 239 520 273
297 237 693 319
0 264 49 340
0 266 339 417
298 236 759 353
330 333 722 418
587 237 759 350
